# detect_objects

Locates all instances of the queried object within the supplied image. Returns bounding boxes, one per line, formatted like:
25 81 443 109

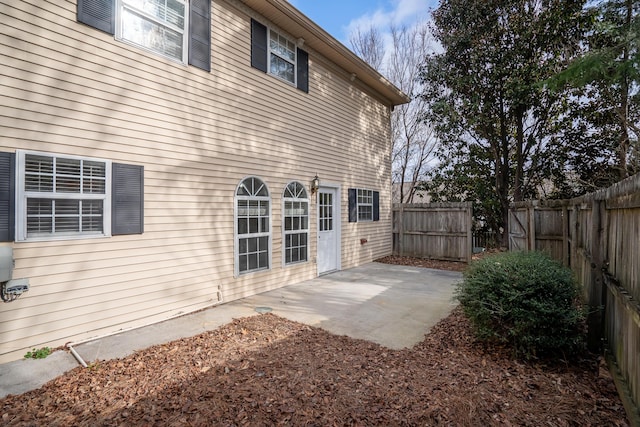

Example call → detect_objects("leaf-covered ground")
0 257 629 425
1 308 628 426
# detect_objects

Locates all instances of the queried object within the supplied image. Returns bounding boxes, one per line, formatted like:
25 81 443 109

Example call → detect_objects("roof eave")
239 0 411 106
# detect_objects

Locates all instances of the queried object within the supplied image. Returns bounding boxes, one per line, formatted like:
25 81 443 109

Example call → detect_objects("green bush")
456 251 585 359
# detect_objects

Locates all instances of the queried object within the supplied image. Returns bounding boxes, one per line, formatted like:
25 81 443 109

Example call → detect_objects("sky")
287 0 438 47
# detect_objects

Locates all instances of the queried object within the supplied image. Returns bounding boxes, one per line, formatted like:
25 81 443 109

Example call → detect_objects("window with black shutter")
251 18 309 92
77 0 211 71
348 188 380 223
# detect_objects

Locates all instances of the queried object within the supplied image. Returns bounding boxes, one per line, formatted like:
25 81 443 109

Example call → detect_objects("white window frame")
268 27 297 85
234 176 272 277
115 0 189 64
282 181 309 267
357 188 374 222
16 150 112 242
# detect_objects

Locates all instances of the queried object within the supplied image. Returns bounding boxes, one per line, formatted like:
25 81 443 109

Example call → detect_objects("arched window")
235 177 271 275
282 181 309 265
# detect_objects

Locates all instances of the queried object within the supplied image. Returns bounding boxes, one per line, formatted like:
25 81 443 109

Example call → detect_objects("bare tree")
349 25 385 70
350 22 437 203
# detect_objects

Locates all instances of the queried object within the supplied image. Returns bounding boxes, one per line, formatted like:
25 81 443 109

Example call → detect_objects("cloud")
345 0 432 36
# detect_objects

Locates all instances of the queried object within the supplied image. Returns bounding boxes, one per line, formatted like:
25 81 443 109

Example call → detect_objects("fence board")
509 173 640 421
392 202 472 263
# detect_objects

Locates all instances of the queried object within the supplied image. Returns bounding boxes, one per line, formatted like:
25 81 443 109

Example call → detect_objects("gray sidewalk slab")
0 262 461 398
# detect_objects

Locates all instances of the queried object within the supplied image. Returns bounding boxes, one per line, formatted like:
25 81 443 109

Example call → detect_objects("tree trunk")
514 106 525 202
617 0 632 179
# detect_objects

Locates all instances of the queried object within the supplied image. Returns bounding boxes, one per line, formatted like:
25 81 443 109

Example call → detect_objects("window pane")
56 176 81 193
27 217 52 235
56 158 81 176
270 31 295 62
249 218 258 233
121 8 184 61
55 217 80 233
239 238 247 254
56 199 79 215
239 254 248 272
82 201 104 232
124 0 185 27
25 155 54 192
258 251 268 268
248 253 258 270
238 218 248 235
248 237 257 253
83 160 106 194
270 54 295 83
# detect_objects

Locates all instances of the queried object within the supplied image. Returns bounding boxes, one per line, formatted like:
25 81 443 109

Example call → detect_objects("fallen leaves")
0 309 629 426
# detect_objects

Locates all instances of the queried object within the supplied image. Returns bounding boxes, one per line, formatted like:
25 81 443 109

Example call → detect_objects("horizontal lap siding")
0 0 392 362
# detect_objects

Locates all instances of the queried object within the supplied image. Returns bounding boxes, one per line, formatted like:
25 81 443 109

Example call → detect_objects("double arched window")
235 177 271 275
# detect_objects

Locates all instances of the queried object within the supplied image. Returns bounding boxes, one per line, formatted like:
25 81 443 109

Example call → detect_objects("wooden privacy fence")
392 202 472 263
509 174 640 421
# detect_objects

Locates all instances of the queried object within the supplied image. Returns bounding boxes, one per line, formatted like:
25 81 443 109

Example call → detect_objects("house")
0 0 409 363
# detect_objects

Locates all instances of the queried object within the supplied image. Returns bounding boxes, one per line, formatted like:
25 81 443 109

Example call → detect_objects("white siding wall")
0 0 392 363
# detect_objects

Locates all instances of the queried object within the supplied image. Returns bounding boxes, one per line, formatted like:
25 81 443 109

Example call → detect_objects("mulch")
0 257 630 426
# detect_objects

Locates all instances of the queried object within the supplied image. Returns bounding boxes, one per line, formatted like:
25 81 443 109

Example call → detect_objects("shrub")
456 251 585 359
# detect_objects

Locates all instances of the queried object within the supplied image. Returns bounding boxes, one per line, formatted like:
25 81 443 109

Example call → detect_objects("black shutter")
296 48 309 93
0 152 15 242
251 19 268 73
348 188 357 223
373 191 380 222
189 0 211 72
78 0 115 35
112 163 144 235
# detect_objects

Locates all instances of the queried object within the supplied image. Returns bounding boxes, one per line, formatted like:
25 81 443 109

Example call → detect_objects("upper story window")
116 0 188 63
269 29 296 84
235 177 271 276
250 19 309 93
77 0 211 71
16 151 111 241
283 181 309 265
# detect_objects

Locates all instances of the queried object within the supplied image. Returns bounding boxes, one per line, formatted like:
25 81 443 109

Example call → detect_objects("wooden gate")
392 202 472 263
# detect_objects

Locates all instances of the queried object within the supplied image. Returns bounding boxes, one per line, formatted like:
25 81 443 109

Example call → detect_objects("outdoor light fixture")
311 175 320 195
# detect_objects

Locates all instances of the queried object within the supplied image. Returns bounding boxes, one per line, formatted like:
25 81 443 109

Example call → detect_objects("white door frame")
317 183 341 275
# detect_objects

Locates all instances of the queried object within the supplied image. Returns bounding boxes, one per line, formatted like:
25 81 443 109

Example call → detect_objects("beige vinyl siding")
0 0 393 362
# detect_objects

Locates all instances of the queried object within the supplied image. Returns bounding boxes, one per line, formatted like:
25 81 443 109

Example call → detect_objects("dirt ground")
0 258 630 426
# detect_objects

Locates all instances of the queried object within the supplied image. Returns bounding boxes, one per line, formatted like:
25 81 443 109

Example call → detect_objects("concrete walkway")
0 262 461 398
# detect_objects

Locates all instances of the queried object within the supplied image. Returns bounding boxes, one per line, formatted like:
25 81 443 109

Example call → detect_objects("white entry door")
317 187 340 275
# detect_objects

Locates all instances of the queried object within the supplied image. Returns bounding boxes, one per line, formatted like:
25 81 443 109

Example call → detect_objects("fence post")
528 203 536 251
399 204 404 257
587 199 604 351
562 205 569 267
466 203 473 263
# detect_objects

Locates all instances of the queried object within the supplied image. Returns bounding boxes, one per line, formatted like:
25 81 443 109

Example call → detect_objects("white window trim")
282 181 310 267
267 27 297 86
16 150 112 242
115 0 189 65
357 188 374 222
234 176 272 277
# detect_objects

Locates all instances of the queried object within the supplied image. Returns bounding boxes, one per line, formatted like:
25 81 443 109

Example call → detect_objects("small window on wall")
250 19 309 92
235 177 271 276
283 181 309 265
17 151 110 240
348 188 380 223
1 151 143 243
